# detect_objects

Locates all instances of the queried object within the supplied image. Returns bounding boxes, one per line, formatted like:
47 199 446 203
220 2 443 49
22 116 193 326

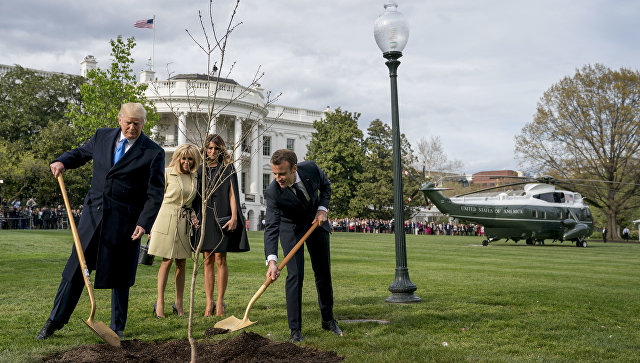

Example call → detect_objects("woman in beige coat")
148 144 200 317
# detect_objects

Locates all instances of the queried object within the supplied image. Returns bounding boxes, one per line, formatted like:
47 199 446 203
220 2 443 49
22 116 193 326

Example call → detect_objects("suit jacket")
264 161 331 258
56 128 165 288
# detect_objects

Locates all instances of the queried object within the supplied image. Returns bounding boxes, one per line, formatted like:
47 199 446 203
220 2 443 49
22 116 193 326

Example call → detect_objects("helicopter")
413 175 595 247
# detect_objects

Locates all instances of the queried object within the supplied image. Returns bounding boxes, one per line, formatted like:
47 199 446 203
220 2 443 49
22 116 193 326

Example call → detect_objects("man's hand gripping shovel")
214 221 319 332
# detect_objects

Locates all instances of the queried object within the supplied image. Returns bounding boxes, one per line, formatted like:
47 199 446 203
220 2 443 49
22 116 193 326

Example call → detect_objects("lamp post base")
386 267 421 303
386 292 421 303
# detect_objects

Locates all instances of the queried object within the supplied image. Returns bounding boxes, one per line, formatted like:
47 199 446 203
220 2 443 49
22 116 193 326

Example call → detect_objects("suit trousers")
48 224 130 332
282 227 334 330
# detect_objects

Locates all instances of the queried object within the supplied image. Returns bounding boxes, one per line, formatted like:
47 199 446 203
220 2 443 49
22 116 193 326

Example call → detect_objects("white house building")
127 62 325 230
137 67 324 230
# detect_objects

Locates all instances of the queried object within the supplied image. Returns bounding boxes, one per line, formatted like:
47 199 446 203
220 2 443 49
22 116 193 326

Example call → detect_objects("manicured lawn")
1 230 639 362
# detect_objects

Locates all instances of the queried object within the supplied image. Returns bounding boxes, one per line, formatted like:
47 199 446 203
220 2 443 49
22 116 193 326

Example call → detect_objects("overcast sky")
1 0 639 173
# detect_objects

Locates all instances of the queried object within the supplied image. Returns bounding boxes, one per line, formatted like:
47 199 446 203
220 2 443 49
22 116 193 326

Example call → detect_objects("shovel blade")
214 315 256 332
84 319 121 347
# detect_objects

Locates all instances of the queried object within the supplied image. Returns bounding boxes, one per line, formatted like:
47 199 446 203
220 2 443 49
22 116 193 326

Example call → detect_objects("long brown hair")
203 134 232 166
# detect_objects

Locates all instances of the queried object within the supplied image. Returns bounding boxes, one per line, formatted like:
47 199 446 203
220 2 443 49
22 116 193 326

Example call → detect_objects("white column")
233 117 243 196
178 112 187 146
250 121 260 194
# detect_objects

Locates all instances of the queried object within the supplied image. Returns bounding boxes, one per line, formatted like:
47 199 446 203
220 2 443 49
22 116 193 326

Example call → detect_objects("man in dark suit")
264 149 342 342
37 102 165 340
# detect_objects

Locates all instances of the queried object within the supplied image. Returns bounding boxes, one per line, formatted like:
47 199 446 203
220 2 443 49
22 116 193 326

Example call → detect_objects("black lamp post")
374 1 420 303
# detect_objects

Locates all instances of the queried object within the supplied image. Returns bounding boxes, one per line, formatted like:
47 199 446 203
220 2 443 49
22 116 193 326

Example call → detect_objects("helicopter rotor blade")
406 189 420 204
402 169 421 184
455 181 530 197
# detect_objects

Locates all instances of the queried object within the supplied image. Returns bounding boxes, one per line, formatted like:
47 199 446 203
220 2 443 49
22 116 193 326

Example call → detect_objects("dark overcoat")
56 128 165 288
193 163 250 253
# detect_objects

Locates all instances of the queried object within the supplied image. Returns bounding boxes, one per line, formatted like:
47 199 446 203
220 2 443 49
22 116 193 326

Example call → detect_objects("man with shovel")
36 103 165 340
264 149 342 342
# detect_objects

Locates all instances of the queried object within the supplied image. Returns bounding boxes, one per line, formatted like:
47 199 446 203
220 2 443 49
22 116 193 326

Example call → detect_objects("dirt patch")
43 331 344 362
204 327 230 336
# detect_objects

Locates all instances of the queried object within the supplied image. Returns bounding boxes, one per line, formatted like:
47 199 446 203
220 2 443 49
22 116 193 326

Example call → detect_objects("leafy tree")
0 66 88 205
306 108 365 218
351 119 418 219
66 36 158 143
515 64 640 239
0 66 83 150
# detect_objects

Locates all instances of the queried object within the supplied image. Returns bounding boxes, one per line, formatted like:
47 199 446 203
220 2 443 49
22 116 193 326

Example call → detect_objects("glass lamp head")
374 1 409 56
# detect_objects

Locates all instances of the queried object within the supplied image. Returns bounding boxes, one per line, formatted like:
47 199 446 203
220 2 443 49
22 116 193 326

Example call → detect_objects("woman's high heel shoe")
172 303 184 316
153 302 163 319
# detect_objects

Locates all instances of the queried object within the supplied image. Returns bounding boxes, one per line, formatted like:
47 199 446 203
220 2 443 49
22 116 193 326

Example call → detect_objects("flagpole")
152 15 156 71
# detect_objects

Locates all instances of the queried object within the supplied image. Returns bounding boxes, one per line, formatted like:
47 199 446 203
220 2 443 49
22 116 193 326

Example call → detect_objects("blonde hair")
169 144 201 174
118 102 147 121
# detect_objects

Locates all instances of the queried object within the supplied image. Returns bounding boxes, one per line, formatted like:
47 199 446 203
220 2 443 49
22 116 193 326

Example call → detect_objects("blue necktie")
113 139 128 165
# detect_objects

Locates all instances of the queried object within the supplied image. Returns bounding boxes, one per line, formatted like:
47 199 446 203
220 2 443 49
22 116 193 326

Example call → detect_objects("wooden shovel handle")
57 175 98 321
264 221 320 287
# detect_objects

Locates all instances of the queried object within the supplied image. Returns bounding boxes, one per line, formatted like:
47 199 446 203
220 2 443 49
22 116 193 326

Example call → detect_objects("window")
533 192 565 203
241 172 247 194
286 138 294 150
263 173 271 192
263 136 271 156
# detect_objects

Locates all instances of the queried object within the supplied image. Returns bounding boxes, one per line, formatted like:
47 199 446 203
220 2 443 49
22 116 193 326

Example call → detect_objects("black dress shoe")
289 329 303 343
36 319 64 340
114 330 124 339
322 319 343 336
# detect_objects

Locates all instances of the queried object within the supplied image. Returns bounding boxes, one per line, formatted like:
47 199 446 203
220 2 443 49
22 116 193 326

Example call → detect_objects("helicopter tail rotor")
403 169 431 207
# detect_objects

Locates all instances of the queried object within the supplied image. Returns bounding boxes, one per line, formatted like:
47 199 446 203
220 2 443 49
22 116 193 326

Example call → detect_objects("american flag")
134 19 153 29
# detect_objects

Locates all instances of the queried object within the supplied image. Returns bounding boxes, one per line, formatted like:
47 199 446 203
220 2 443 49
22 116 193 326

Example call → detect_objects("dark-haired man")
264 149 341 342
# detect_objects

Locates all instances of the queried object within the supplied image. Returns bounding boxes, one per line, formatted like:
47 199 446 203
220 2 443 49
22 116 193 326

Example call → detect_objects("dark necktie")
291 182 309 208
113 139 128 165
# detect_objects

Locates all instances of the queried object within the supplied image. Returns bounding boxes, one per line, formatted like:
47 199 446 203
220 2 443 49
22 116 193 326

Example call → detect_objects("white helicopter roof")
524 183 556 194
450 183 586 206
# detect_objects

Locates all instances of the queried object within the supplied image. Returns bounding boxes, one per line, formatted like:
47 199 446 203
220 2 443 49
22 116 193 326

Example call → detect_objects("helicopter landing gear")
526 238 535 245
482 240 489 246
575 239 587 248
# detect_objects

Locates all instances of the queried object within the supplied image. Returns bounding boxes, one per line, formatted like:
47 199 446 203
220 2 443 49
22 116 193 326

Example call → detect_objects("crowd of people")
329 218 486 236
0 198 81 230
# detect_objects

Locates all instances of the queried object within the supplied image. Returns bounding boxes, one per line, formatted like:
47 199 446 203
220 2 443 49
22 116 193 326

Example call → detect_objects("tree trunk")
607 213 621 241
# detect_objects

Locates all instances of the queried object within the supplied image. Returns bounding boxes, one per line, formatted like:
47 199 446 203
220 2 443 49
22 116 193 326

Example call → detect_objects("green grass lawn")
1 230 639 362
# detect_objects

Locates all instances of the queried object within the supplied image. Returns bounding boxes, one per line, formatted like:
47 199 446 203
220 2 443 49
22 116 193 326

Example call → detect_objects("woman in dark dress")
193 134 249 317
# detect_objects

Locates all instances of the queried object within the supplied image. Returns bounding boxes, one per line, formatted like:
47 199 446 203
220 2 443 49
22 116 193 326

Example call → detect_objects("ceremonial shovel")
215 221 320 332
57 175 121 347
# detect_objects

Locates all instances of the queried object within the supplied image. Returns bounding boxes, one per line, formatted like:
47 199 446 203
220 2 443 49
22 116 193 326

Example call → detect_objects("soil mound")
43 331 344 362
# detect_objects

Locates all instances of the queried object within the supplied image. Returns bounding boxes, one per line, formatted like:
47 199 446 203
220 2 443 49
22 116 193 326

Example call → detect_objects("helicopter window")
533 192 565 203
532 210 538 218
542 211 547 219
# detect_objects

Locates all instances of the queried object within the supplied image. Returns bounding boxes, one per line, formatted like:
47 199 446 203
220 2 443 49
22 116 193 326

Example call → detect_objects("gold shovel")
57 175 121 347
215 221 320 332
